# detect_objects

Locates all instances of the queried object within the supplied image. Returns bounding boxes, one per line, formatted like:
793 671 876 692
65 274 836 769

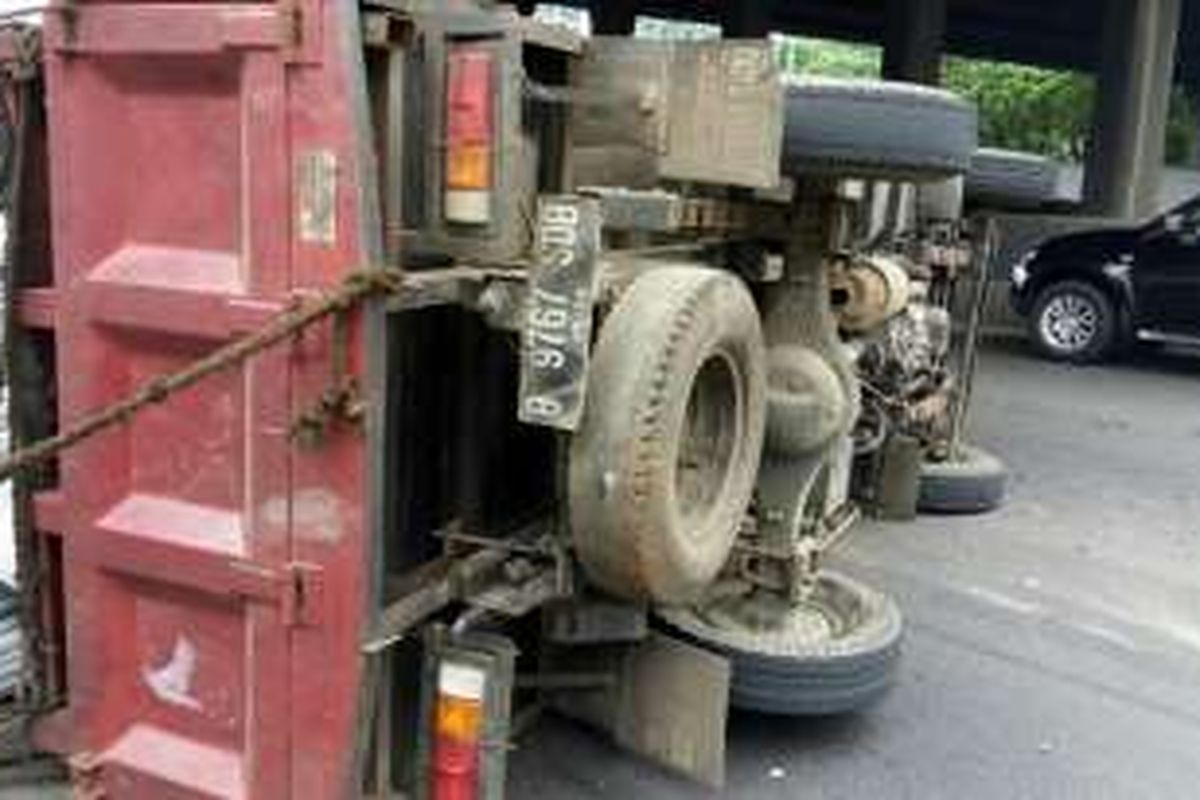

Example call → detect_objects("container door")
26 3 381 797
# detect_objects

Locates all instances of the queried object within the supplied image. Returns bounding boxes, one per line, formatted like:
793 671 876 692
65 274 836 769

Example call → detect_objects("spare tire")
918 444 1008 514
782 78 977 181
965 148 1059 208
658 571 903 716
570 266 767 604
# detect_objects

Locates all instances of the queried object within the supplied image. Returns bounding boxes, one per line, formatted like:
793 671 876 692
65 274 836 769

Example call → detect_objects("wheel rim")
658 573 882 658
675 353 741 535
696 584 843 644
1039 293 1100 352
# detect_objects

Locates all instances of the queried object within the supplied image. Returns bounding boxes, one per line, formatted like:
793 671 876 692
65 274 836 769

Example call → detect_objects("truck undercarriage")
0 3 999 797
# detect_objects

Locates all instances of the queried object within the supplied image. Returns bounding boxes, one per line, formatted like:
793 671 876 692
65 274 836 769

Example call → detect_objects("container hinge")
281 562 324 629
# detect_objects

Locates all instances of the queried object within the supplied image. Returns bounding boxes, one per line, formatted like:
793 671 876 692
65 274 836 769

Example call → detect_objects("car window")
1142 193 1200 242
1153 193 1200 231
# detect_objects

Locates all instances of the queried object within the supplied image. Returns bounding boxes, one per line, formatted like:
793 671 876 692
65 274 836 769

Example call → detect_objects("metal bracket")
363 521 571 654
281 562 324 629
0 25 42 82
291 309 366 447
732 502 861 600
543 599 648 645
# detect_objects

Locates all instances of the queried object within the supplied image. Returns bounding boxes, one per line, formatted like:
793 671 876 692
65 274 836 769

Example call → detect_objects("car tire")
570 266 767 605
917 445 1008 515
1029 280 1120 364
782 78 977 181
657 571 903 716
966 148 1060 209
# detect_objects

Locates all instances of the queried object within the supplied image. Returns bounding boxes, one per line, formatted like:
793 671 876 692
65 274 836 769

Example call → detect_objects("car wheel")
569 266 767 605
1029 280 1119 363
657 571 903 716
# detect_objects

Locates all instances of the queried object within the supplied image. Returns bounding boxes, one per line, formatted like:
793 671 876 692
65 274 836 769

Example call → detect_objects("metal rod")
605 237 745 259
949 218 998 458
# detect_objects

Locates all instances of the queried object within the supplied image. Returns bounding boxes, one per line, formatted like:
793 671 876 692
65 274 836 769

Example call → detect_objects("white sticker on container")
297 149 338 246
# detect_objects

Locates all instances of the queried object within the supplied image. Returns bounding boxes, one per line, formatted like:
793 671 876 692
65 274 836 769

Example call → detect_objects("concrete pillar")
882 0 947 85
1184 84 1200 168
721 5 771 38
1083 0 1182 219
590 0 637 35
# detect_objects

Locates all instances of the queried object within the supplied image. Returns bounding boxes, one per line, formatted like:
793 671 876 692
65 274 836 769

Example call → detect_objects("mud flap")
546 631 731 788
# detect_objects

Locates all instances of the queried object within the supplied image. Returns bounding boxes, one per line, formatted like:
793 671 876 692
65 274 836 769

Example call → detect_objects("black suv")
1011 194 1200 362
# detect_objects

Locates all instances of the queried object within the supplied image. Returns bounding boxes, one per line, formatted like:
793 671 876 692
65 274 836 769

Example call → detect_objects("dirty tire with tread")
918 445 1008 514
782 77 977 180
966 147 1059 208
658 571 903 715
570 266 767 605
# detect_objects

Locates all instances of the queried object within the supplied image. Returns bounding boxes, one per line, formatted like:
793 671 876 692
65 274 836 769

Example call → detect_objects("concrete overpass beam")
590 0 638 35
1084 0 1182 219
883 0 948 85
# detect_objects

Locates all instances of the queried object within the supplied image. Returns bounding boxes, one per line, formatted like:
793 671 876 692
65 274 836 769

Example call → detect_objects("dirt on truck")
0 1 1000 797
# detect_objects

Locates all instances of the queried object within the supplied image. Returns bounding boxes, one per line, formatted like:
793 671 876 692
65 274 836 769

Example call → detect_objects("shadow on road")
983 332 1200 379
727 707 873 752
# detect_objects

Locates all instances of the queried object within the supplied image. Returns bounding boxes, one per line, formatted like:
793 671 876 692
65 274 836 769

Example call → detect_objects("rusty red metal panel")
35 1 378 796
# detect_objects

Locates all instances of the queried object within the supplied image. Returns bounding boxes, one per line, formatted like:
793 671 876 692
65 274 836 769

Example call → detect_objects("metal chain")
0 269 404 483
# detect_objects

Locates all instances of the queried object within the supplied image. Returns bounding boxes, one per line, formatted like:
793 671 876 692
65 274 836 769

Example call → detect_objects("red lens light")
446 46 494 192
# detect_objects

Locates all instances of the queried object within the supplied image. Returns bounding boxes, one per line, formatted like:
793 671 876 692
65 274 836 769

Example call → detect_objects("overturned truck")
0 2 985 797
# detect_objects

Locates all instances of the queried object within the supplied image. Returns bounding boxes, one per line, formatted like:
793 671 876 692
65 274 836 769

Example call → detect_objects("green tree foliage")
1166 86 1199 166
773 34 880 78
942 58 1095 161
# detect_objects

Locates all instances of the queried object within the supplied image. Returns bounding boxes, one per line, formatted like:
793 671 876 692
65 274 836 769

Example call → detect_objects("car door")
1134 207 1200 335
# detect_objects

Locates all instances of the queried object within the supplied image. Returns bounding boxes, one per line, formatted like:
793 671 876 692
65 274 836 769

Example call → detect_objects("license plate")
518 196 602 431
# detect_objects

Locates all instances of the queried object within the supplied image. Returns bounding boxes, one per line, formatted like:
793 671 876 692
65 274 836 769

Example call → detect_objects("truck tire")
782 78 977 181
658 571 903 715
918 445 1008 514
570 266 767 604
966 148 1059 208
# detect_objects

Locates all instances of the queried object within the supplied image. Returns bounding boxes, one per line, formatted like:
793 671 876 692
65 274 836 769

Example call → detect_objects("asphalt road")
509 339 1200 800
5 339 1200 798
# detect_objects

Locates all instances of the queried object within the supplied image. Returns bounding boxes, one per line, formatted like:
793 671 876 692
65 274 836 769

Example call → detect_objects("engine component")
832 254 913 334
917 176 965 224
764 346 851 458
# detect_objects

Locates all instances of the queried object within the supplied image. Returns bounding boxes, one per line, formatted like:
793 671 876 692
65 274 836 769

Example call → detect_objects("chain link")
0 269 404 483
